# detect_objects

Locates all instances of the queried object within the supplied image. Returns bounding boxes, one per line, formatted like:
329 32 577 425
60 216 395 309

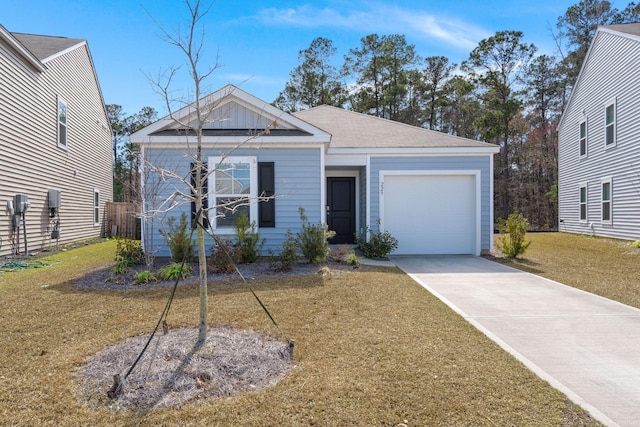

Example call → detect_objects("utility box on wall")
48 189 61 209
14 194 29 214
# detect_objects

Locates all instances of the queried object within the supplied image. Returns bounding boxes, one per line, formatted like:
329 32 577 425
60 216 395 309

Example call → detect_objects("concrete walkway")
391 255 640 427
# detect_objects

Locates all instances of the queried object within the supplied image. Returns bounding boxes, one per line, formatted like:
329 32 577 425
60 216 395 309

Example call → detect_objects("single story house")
558 23 640 240
131 85 499 257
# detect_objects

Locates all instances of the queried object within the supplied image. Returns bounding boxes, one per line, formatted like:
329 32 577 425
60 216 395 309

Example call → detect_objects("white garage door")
382 173 477 255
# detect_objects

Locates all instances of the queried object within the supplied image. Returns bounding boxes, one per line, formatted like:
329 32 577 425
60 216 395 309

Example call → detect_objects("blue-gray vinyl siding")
368 155 493 250
142 147 322 257
558 29 640 240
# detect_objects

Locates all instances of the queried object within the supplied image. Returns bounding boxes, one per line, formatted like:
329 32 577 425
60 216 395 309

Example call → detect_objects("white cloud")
254 2 490 51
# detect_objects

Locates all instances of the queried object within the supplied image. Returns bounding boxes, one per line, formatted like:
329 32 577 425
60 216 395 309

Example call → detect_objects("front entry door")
327 177 356 244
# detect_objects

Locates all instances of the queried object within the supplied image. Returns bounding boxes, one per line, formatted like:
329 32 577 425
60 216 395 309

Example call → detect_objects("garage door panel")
382 174 476 255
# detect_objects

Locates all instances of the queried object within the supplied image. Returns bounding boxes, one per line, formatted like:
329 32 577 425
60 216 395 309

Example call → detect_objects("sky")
2 0 589 118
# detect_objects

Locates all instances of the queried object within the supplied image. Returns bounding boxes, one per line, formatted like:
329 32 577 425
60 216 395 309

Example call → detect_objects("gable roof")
0 23 45 72
558 23 640 128
293 105 498 150
11 32 85 62
131 84 331 145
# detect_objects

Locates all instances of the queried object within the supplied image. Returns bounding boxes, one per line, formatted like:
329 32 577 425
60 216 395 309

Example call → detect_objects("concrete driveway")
391 255 640 427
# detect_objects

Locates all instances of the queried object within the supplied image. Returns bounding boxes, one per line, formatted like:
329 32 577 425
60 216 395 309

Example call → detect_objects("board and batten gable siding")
558 29 640 240
189 100 284 130
368 155 494 250
0 41 112 256
142 146 323 257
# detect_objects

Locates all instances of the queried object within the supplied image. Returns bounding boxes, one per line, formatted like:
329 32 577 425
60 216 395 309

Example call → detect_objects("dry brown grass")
492 232 640 309
0 240 600 426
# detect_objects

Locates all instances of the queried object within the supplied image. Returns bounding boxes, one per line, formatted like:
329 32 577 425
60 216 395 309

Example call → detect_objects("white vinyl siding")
558 28 640 241
0 39 112 256
605 98 616 147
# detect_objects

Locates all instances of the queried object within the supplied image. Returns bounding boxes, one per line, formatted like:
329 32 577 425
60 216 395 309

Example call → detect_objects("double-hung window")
93 189 100 226
209 156 257 229
601 178 612 223
579 185 587 222
57 96 68 149
605 99 616 147
579 119 587 157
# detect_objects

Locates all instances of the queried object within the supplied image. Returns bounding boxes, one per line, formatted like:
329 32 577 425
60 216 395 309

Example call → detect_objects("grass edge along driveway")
0 239 600 426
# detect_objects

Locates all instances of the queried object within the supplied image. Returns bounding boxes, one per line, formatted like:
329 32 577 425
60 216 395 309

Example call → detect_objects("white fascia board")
325 154 368 166
0 25 46 72
131 139 327 150
328 147 500 156
131 135 329 145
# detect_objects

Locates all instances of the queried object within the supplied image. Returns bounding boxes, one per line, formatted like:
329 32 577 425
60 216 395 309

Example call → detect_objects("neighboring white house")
131 85 499 257
558 23 640 240
0 24 112 256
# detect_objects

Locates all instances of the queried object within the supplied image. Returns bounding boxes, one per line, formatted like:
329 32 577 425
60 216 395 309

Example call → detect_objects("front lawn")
493 232 640 309
0 240 599 425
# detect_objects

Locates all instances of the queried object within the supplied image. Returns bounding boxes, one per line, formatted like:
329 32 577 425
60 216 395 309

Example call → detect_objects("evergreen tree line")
274 0 640 230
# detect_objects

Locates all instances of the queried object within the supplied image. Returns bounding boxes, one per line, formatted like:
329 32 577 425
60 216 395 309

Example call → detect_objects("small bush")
268 229 299 272
297 207 335 264
356 221 398 258
208 239 237 274
115 239 144 266
157 262 192 281
234 212 264 264
159 213 194 262
134 270 157 285
629 240 640 249
497 212 531 258
111 257 133 275
347 253 361 269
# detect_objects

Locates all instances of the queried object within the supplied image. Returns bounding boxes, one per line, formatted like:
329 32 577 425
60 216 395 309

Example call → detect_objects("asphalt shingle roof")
293 105 496 149
605 23 640 37
11 32 84 62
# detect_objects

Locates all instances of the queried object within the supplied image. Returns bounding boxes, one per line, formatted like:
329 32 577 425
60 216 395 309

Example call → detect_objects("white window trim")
93 188 100 227
601 177 612 224
579 183 588 223
579 118 588 158
604 98 616 148
57 95 68 149
208 156 257 230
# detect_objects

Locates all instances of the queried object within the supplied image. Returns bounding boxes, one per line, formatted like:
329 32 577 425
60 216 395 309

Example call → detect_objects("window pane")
602 202 611 221
602 182 611 201
580 122 586 139
580 204 587 220
215 197 250 227
580 139 586 155
606 124 614 145
605 104 614 125
580 187 586 203
215 163 251 194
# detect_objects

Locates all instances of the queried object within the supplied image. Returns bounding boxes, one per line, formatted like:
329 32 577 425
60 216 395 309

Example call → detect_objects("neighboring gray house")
558 23 640 240
131 85 499 257
0 24 112 256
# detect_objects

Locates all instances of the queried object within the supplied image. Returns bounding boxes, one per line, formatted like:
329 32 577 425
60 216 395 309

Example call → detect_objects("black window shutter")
258 162 275 228
190 162 209 229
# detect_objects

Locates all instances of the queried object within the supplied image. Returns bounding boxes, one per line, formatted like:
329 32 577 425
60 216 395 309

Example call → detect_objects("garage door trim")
379 169 482 255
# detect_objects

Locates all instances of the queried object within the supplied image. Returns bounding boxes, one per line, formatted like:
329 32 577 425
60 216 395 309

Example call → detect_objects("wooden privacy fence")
105 202 141 239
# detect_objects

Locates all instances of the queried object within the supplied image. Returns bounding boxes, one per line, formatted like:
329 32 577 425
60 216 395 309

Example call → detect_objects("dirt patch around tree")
76 326 293 410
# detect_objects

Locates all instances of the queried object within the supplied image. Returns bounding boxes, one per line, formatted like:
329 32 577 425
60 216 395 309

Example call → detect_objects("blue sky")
3 0 585 117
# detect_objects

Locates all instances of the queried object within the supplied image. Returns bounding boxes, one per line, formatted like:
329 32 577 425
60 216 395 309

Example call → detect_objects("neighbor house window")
579 185 587 222
57 96 68 148
93 189 100 226
601 178 612 223
209 156 257 228
579 119 587 157
605 99 616 147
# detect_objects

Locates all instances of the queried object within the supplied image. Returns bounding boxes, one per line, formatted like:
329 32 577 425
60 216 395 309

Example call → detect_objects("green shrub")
629 240 640 249
115 239 144 266
159 213 194 262
297 207 335 264
111 257 133 275
233 212 264 264
497 212 531 258
347 253 361 269
208 239 237 274
356 220 398 258
134 270 157 285
268 229 299 272
157 262 192 281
